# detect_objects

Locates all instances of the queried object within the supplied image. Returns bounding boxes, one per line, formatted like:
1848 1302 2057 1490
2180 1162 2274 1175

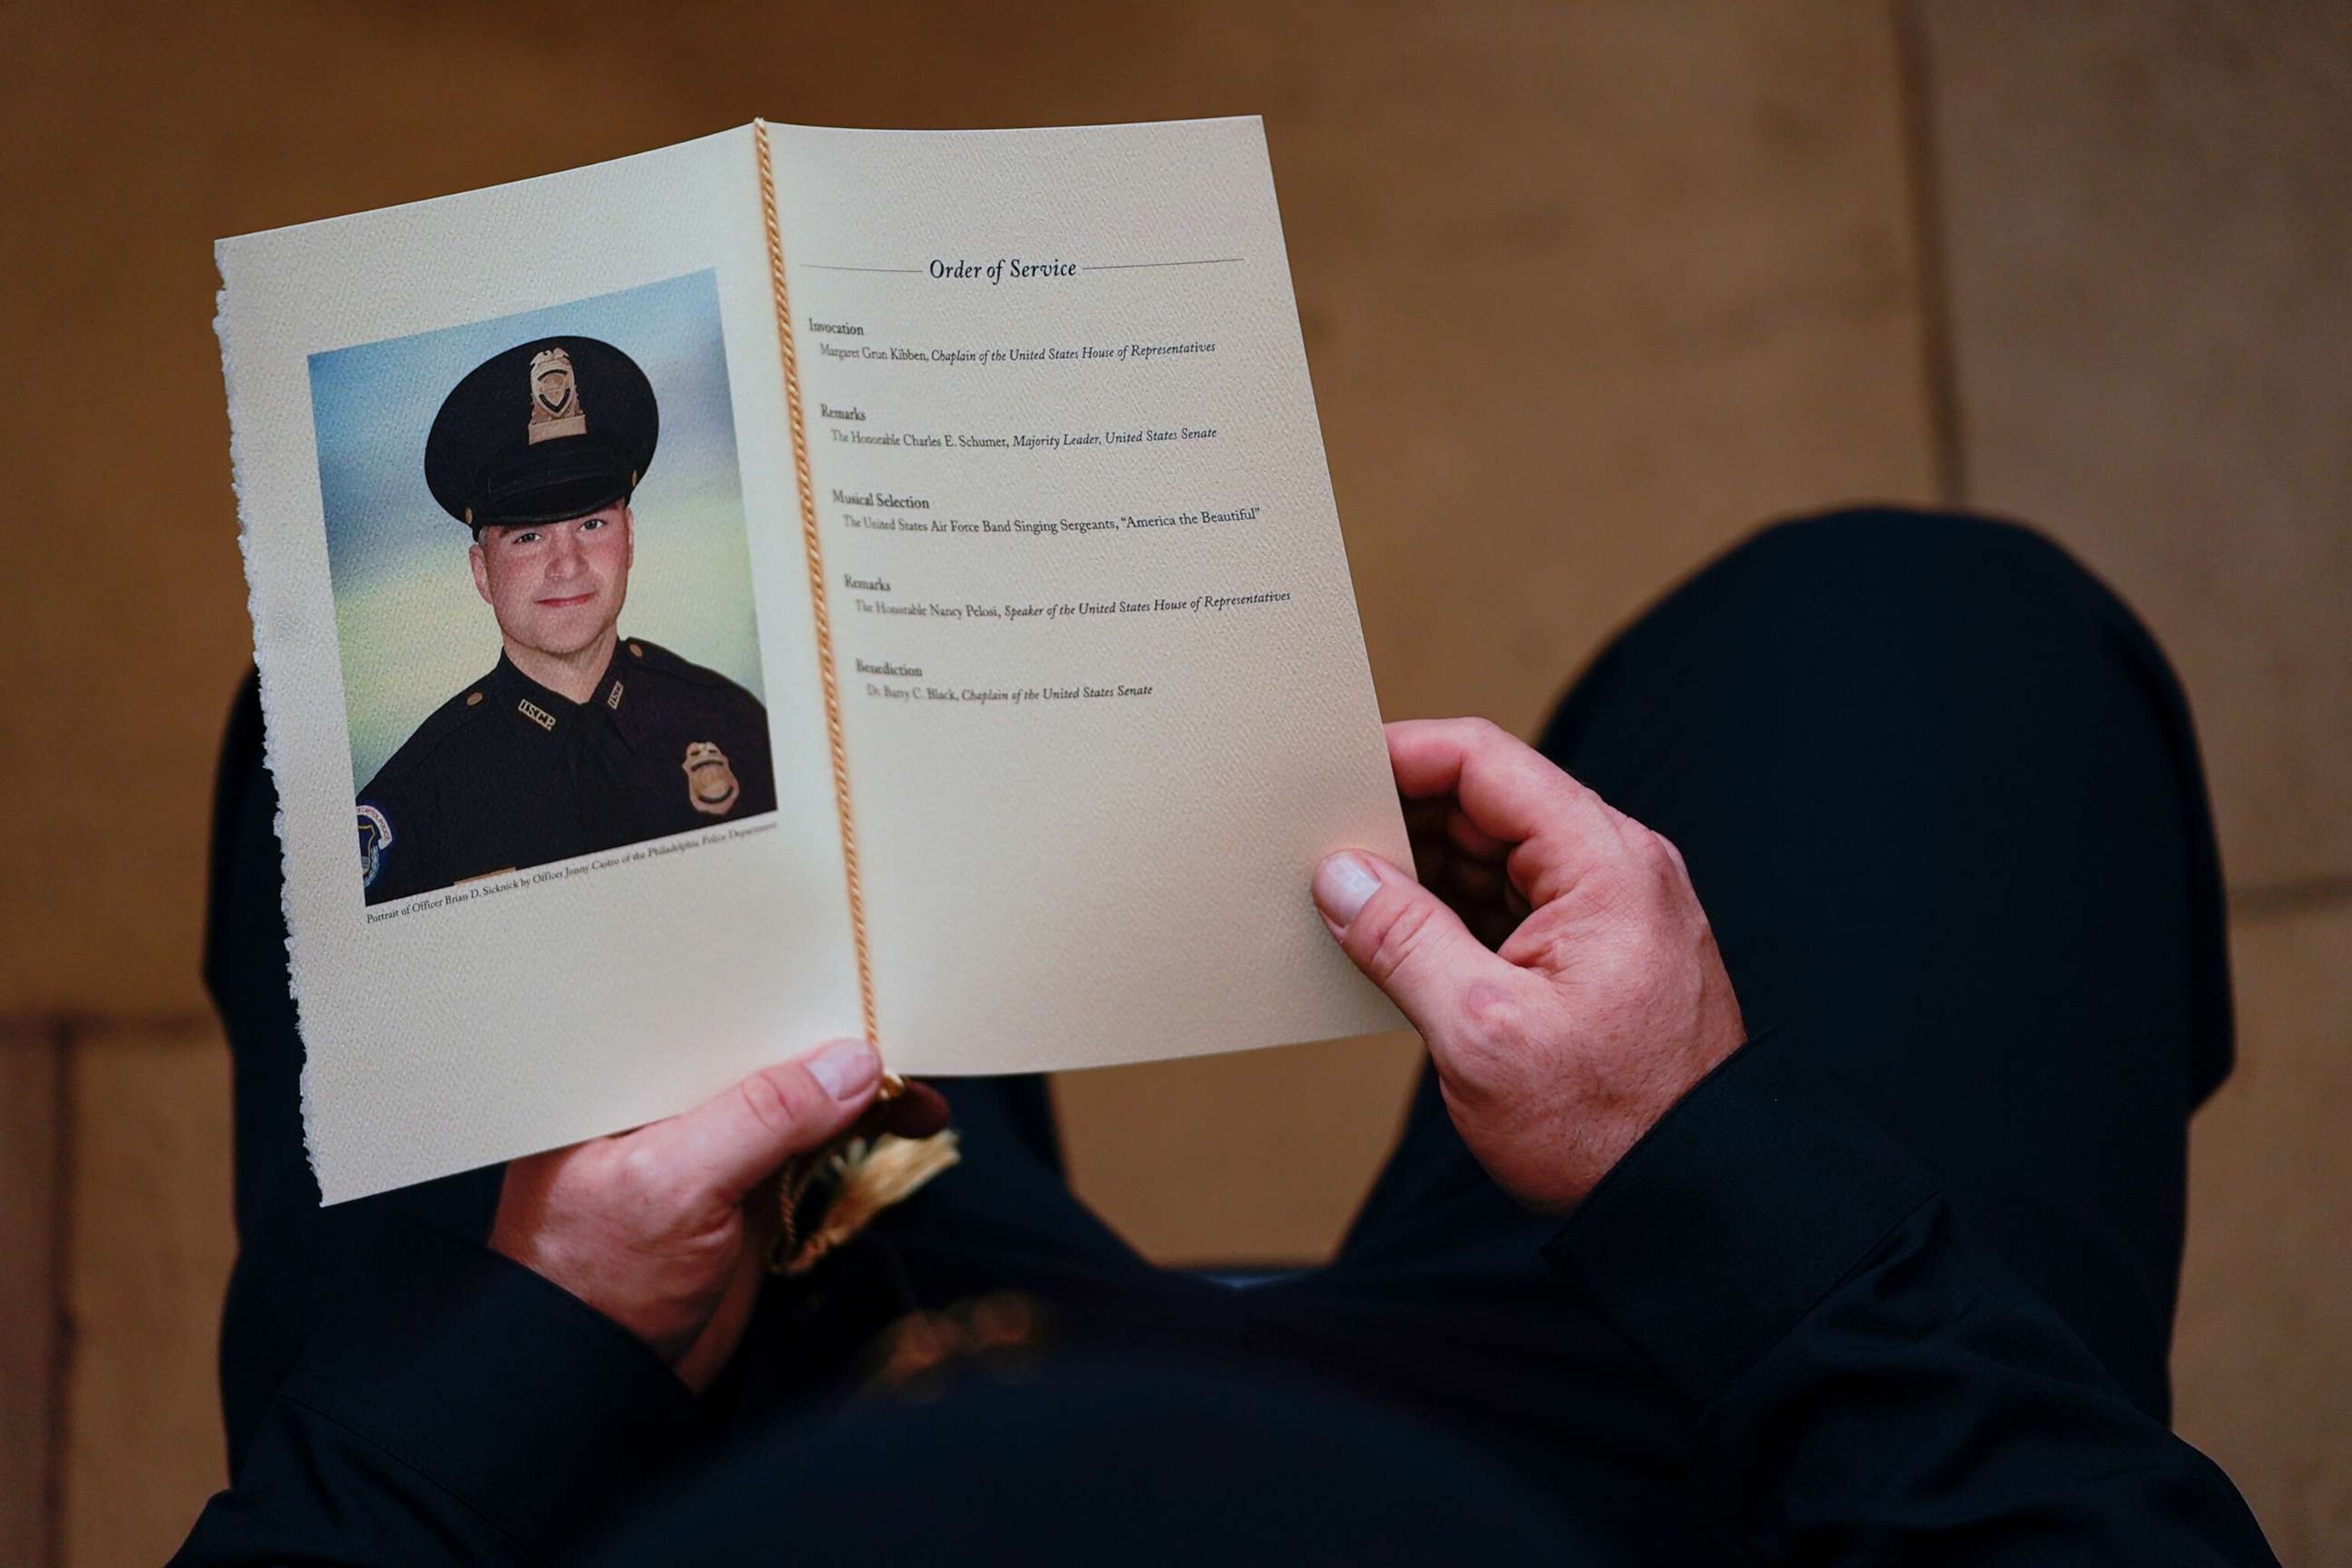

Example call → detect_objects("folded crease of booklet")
217 117 1408 1203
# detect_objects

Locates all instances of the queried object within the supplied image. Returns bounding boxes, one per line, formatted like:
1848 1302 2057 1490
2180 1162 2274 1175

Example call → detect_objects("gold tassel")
767 1129 961 1276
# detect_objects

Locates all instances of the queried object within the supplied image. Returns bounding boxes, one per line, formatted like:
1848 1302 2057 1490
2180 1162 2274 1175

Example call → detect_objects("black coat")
175 510 2280 1565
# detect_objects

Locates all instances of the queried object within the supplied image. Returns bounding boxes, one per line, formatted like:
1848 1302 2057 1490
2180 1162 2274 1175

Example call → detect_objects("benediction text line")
801 258 1245 273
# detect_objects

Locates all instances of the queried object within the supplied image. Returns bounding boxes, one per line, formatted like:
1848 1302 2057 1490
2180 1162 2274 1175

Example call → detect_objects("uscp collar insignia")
358 803 394 890
683 740 740 816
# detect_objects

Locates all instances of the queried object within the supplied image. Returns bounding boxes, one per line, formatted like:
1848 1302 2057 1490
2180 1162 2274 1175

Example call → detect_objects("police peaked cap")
425 335 658 531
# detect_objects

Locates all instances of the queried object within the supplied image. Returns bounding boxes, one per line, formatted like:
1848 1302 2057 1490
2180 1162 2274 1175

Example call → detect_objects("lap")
210 507 2222 1501
1199 510 2221 1556
1323 506 2223 1424
1540 507 2222 1420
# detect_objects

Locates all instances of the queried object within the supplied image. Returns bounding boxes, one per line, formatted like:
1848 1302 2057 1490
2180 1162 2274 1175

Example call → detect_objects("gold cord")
756 122 938 1275
754 119 883 1062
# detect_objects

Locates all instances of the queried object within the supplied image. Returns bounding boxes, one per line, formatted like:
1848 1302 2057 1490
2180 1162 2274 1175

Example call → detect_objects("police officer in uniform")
358 337 775 905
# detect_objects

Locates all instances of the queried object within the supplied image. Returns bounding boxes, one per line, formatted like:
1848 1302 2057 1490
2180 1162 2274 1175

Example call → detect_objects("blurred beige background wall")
1 2 2344 1562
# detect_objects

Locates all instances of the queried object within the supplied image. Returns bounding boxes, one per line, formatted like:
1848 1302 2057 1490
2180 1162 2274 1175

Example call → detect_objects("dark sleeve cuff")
1541 1031 1939 1408
280 1217 709 1557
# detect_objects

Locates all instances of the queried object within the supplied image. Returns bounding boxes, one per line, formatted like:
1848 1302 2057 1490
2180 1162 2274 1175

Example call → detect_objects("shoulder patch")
358 802 394 890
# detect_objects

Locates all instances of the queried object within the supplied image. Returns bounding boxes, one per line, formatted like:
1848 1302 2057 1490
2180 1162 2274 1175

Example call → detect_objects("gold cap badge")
682 740 741 816
526 346 588 444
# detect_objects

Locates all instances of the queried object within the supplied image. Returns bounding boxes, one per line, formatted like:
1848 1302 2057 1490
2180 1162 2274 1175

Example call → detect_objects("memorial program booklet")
217 118 1408 1203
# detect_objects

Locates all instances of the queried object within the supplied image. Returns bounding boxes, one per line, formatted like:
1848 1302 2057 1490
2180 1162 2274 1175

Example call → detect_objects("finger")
1445 805 1511 863
1439 854 1510 916
631 1038 882 1206
1404 800 1501 894
1387 718 1603 834
1313 849 1513 1045
1387 718 1622 903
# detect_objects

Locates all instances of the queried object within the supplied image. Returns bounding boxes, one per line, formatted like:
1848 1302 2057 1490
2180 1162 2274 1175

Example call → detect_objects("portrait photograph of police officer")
309 270 776 906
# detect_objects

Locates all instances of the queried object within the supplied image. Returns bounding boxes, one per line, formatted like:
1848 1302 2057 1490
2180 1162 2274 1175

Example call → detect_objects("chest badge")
682 740 741 816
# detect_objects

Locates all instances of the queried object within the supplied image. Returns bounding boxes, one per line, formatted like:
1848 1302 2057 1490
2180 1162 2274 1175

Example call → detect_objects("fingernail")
1314 851 1383 926
807 1038 880 1102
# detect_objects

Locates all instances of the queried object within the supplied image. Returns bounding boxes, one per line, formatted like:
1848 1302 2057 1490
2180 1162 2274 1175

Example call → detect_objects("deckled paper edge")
214 249 325 1197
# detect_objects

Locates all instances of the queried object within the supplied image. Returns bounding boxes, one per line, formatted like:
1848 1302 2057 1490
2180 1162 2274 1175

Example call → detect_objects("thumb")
635 1037 882 1206
1314 851 1511 1047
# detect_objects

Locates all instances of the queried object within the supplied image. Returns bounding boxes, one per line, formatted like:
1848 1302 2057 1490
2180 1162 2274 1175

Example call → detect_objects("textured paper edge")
210 129 871 1203
213 256 325 1194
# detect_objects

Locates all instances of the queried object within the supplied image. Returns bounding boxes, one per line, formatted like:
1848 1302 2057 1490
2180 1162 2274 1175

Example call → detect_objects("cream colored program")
219 119 1405 1201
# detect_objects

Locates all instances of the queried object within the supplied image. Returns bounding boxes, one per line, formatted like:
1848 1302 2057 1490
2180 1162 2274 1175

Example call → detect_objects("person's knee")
1723 505 2119 628
1551 503 2181 759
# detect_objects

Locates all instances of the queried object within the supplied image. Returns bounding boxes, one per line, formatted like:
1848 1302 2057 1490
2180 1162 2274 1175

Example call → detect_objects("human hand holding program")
488 1040 949 1390
1316 717 1747 1214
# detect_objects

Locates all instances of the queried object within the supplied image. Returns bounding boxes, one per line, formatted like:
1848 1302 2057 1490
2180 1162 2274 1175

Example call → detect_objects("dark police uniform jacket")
358 638 776 905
